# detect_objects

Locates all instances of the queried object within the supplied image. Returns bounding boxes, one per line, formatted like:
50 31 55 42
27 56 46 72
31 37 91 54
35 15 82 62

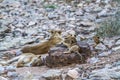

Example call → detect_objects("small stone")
112 46 120 51
7 72 18 77
48 13 59 19
0 66 5 74
96 0 101 3
98 51 112 57
95 43 107 51
42 69 62 79
115 39 120 45
11 1 21 8
28 21 36 26
67 69 79 79
67 24 76 28
0 76 8 80
95 19 103 23
58 19 66 25
75 10 84 16
98 9 108 17
15 23 24 28
0 46 8 51
12 30 22 37
77 3 83 8
66 30 76 36
88 57 100 64
5 66 16 71
80 21 93 27
93 7 102 13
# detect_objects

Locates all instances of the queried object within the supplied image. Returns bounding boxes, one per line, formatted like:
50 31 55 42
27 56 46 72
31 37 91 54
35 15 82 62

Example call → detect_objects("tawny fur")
63 34 82 59
1 53 42 67
21 30 63 55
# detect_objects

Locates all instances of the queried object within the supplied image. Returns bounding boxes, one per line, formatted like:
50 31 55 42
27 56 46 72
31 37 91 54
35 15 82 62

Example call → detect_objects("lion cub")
63 34 82 59
21 30 63 55
1 53 42 67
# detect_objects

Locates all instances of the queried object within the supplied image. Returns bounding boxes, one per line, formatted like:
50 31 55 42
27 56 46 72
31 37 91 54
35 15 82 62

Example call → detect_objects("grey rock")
28 21 36 26
48 13 59 19
88 57 100 64
80 21 93 27
0 76 8 80
98 9 108 17
15 23 24 28
89 66 120 79
7 72 18 77
112 46 120 52
5 65 16 71
93 7 102 13
95 19 103 23
75 9 84 16
95 43 107 50
42 69 62 80
113 61 120 67
0 66 5 74
115 39 120 45
67 69 80 79
98 51 112 57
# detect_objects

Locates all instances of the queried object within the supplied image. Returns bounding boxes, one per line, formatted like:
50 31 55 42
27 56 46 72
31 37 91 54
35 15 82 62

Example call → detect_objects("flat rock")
42 69 62 80
45 41 91 67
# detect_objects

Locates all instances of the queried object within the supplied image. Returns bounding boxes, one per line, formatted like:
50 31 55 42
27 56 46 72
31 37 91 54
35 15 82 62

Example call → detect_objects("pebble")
0 76 8 80
89 66 120 79
28 21 36 26
5 65 16 71
98 9 108 17
67 69 79 79
112 46 120 52
88 57 100 64
42 69 62 79
98 51 112 57
7 72 18 77
80 21 93 27
0 66 5 74
95 43 107 51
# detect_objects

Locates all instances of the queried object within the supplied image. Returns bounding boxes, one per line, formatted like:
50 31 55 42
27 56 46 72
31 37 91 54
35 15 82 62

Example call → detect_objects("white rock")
15 23 24 28
115 39 120 45
88 57 100 64
28 21 36 26
104 0 111 4
67 69 79 79
42 69 62 78
7 72 18 77
95 43 107 50
99 51 112 57
5 66 16 71
0 66 5 74
90 66 120 79
75 9 84 16
112 46 120 51
80 21 93 27
66 30 76 36
98 9 108 17
96 0 101 3
0 76 8 80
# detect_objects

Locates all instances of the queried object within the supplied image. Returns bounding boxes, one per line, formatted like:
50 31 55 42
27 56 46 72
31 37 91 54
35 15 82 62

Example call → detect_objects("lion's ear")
48 30 54 34
37 55 41 58
58 30 62 35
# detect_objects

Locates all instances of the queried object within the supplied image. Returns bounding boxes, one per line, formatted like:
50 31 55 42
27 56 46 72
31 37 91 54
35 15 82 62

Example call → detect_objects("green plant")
113 0 120 3
44 4 57 9
96 11 120 38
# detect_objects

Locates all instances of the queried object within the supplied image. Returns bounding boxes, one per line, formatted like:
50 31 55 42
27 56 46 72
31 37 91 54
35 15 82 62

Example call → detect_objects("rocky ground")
0 0 120 80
